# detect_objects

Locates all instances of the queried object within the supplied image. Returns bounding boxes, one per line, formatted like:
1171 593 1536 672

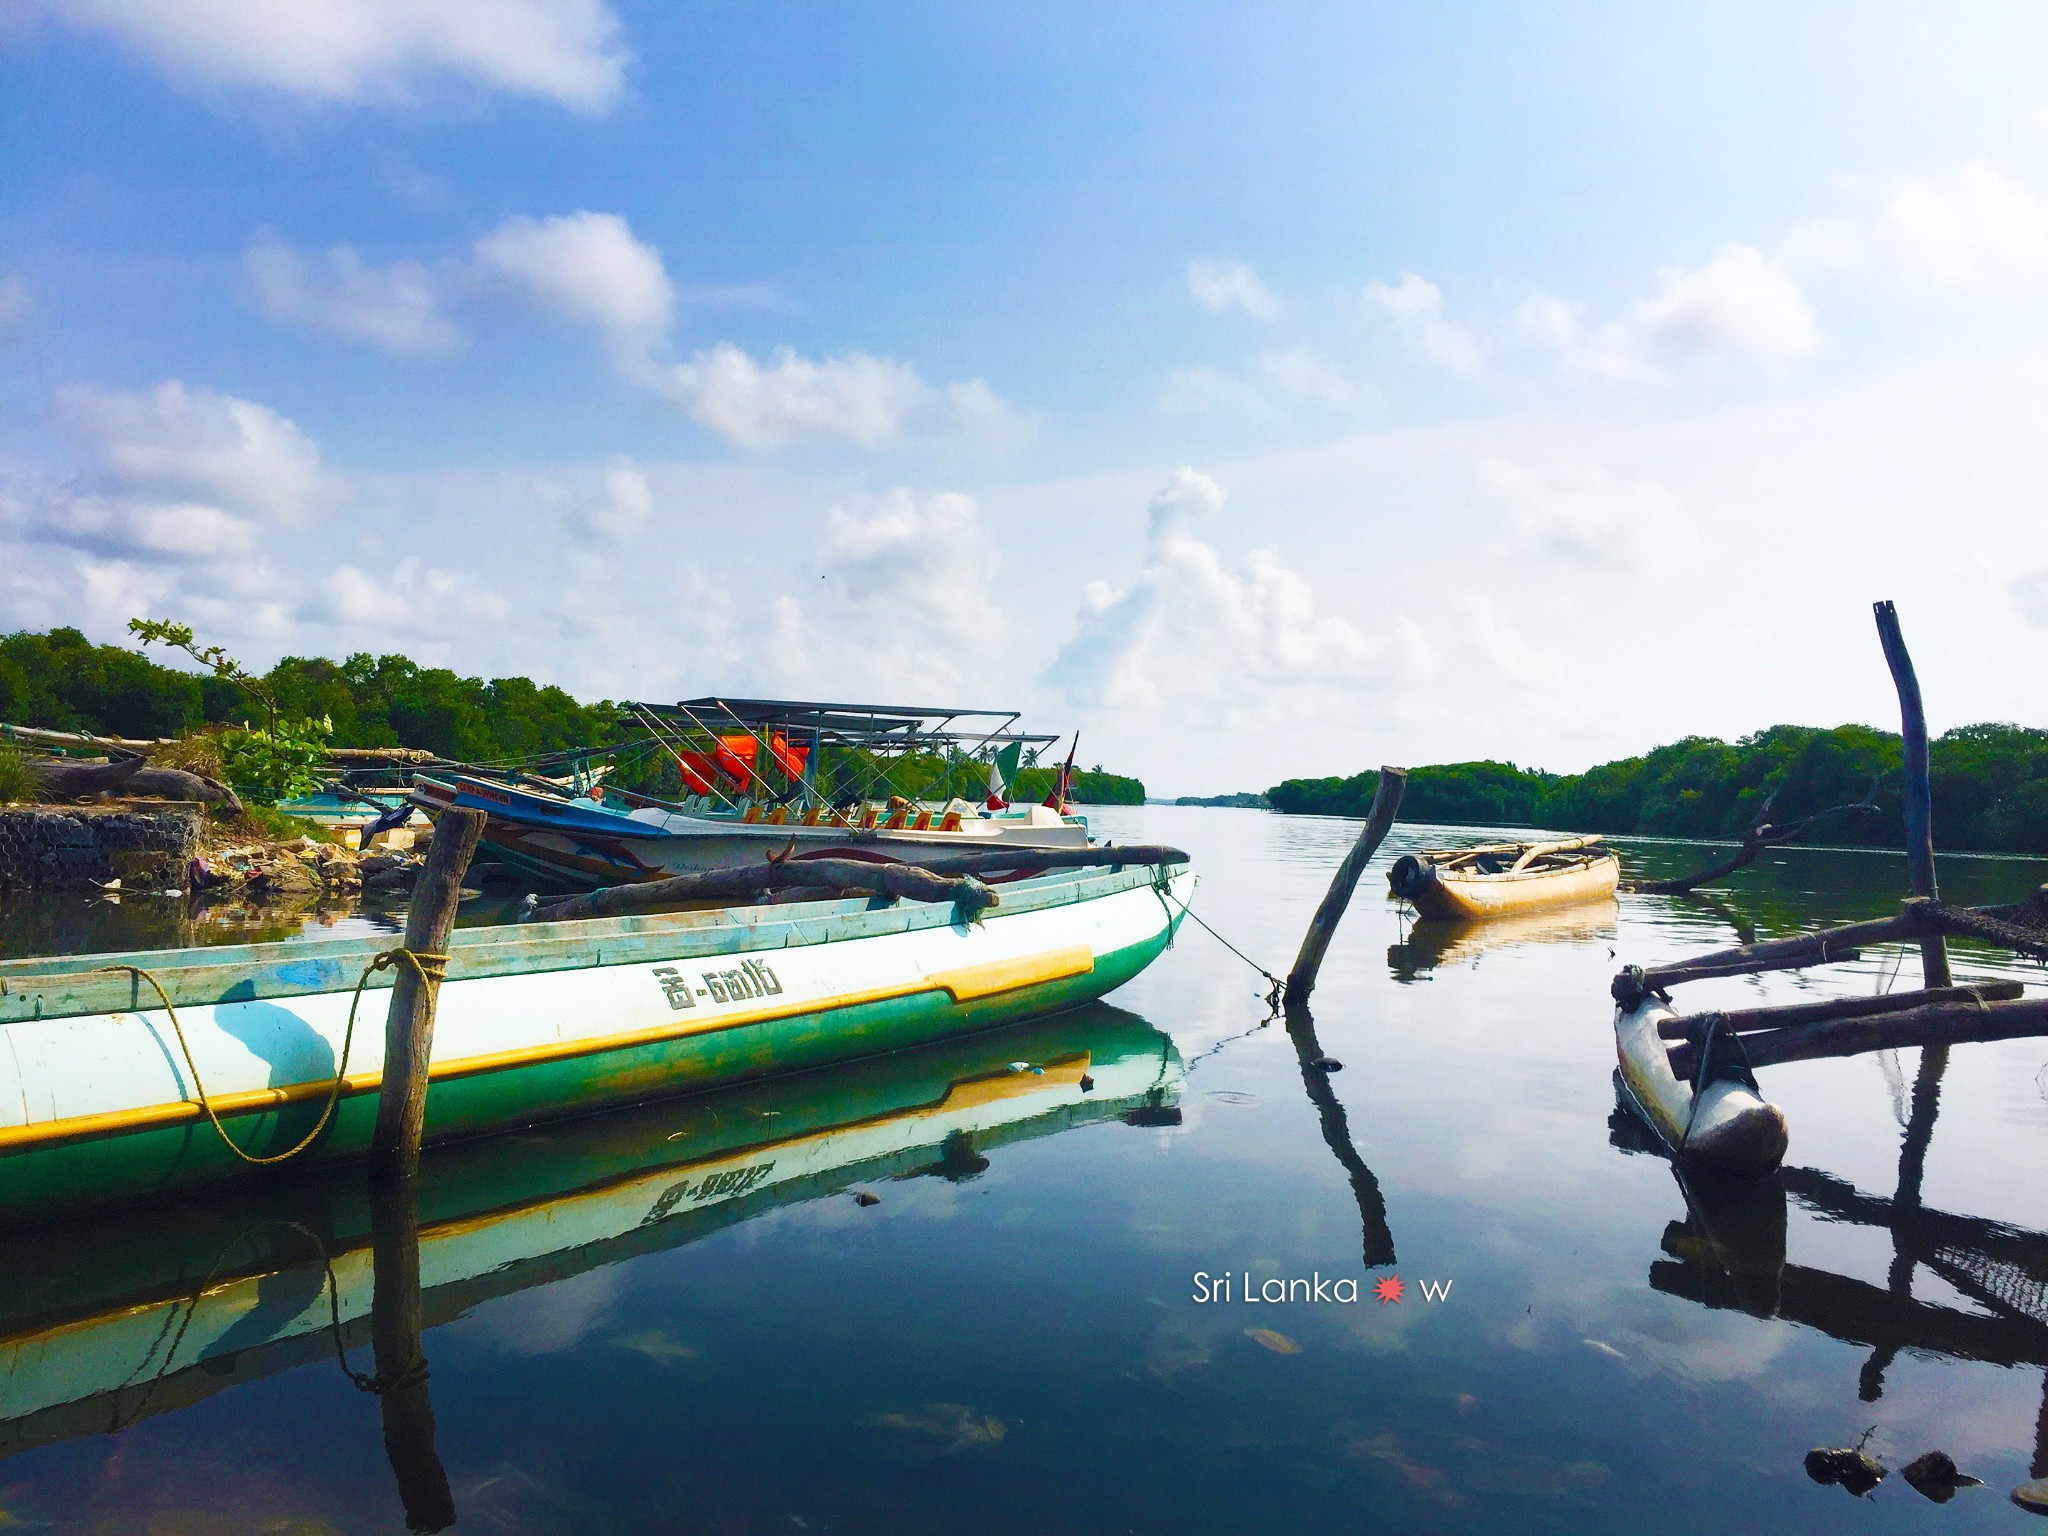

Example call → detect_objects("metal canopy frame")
620 696 1063 813
628 696 1059 752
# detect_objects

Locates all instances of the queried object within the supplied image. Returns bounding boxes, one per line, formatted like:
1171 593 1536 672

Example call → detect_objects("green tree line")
0 627 1145 802
1267 723 2048 856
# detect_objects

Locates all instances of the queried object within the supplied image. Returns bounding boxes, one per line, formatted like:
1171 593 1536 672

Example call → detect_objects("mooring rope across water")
1153 886 1285 1011
98 947 447 1166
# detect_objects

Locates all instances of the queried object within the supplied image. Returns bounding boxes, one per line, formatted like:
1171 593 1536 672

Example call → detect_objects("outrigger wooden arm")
1613 892 2048 1009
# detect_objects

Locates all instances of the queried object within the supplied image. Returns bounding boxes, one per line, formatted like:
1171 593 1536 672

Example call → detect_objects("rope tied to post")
99 947 450 1167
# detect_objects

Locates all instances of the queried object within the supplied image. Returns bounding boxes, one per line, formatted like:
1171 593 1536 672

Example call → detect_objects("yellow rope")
98 948 449 1166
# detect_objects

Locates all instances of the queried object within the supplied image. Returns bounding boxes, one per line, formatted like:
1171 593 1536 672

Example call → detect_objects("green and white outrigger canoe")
0 862 1192 1220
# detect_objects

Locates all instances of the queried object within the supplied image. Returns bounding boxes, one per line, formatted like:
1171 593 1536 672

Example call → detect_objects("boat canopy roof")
628 696 1059 754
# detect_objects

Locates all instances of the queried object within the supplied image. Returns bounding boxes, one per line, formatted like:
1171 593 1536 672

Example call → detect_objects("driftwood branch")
1657 981 2025 1039
1284 767 1407 1009
528 859 992 923
1631 775 1882 896
3 722 439 766
26 753 146 798
1670 995 2048 1075
527 843 1188 924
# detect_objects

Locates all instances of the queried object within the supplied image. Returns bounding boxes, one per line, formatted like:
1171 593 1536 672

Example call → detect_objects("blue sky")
6 3 2048 791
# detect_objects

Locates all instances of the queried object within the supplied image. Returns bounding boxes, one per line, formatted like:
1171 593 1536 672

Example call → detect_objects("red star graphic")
1372 1274 1405 1305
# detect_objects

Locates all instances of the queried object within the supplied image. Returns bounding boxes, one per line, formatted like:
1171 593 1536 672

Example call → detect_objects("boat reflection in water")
1611 1075 2048 1485
1389 905 1618 983
0 1002 1183 1517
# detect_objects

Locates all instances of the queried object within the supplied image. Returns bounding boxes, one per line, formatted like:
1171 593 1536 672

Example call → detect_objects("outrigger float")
1388 835 1618 921
0 859 1192 1220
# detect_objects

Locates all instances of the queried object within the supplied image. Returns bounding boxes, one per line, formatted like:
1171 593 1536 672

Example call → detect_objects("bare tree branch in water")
1631 774 1883 896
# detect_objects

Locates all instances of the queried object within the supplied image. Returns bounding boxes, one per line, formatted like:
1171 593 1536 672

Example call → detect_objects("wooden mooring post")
1874 599 1952 990
1283 767 1407 1009
370 806 485 1183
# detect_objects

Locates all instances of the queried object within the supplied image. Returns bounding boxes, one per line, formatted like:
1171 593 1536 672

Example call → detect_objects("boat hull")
1614 996 1788 1175
418 775 1092 890
0 865 1192 1220
1395 852 1620 921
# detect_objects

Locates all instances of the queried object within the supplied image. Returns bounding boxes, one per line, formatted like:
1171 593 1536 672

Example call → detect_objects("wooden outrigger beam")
1614 895 2048 1007
1656 981 2025 1039
1670 994 2048 1075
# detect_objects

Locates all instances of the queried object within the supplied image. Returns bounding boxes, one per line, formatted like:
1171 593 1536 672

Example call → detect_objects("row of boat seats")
735 803 965 832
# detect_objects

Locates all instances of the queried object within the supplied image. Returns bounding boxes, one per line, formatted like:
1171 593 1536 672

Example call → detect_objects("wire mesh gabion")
0 807 200 893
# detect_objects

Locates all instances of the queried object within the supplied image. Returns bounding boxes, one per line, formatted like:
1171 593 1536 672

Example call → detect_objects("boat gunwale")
0 863 1178 1024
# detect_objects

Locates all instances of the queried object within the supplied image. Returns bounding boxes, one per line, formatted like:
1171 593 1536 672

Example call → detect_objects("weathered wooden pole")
371 806 484 1184
1284 767 1407 1009
368 1173 456 1532
1874 599 1952 989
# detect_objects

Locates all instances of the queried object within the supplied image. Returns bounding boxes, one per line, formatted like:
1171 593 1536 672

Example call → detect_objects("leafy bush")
0 744 42 805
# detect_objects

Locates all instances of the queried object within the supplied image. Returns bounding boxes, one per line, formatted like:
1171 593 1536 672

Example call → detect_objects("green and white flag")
987 740 1024 803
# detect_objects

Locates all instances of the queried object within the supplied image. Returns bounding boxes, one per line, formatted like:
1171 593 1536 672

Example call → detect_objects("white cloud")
657 344 1023 452
1523 245 1820 378
61 0 629 112
766 490 1002 694
1048 468 1417 716
1187 257 1280 320
39 496 259 562
305 558 511 634
56 380 330 524
472 210 673 347
579 454 653 539
1887 161 2048 285
1160 349 1357 419
243 213 1015 457
245 233 458 354
1480 459 1693 572
1365 273 1482 374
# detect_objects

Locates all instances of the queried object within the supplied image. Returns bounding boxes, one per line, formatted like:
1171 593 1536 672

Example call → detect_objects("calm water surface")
2 807 2047 1533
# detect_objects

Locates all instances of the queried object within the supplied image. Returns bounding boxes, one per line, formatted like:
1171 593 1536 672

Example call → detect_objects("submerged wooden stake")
370 805 484 1184
1875 600 1952 990
1283 767 1406 1009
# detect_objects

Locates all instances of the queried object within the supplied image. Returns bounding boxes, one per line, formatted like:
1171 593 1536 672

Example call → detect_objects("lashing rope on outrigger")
97 947 449 1166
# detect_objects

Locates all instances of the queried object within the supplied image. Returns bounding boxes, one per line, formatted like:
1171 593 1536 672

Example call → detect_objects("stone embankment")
0 804 439 898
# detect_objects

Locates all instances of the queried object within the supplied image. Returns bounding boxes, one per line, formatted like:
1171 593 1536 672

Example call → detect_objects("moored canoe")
1388 838 1619 921
0 863 1192 1219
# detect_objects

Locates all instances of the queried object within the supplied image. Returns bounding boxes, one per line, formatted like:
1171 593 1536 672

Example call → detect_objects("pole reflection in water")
1284 1004 1395 1268
368 1173 456 1533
